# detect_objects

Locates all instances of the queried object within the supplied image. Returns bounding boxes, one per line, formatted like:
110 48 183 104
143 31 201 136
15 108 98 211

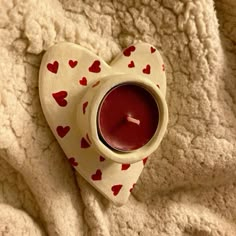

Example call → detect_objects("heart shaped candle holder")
39 42 168 205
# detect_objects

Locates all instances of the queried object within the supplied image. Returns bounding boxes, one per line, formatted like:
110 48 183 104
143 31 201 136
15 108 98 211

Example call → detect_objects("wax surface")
98 84 159 151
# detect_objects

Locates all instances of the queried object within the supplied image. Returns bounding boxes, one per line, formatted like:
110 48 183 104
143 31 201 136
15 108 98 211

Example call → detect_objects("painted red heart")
99 156 105 162
92 81 100 88
82 101 88 114
56 126 70 138
81 137 90 148
150 47 156 53
143 64 151 74
123 46 136 57
143 157 148 165
52 91 68 107
79 77 87 86
89 60 101 73
91 169 102 181
128 60 135 68
162 64 165 71
111 184 123 196
121 164 130 170
130 183 136 192
68 157 78 167
68 60 78 68
47 61 59 74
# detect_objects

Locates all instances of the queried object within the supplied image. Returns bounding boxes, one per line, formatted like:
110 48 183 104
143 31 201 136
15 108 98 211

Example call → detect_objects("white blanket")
1 0 236 235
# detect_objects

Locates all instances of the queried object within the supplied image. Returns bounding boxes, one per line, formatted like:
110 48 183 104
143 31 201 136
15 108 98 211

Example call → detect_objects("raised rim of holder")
78 74 168 164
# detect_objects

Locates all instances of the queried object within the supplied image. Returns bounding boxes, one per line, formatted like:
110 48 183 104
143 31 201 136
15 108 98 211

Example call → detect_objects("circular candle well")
97 84 159 151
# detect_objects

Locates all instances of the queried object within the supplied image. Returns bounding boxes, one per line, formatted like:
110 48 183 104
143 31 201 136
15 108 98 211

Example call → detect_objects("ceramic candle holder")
39 42 168 205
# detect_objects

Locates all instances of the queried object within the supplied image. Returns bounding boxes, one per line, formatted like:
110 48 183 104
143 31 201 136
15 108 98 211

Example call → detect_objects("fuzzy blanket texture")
0 0 236 235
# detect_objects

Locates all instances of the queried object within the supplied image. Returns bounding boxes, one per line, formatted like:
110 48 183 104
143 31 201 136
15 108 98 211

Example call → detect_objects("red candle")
98 84 159 151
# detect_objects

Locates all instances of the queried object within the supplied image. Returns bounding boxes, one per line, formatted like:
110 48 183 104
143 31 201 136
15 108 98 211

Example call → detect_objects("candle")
98 84 159 151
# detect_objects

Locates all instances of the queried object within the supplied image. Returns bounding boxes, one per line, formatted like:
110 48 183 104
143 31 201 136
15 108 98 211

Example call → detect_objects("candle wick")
126 115 140 125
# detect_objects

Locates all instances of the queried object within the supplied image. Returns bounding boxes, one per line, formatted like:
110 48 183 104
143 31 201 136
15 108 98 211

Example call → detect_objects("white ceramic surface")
39 42 168 205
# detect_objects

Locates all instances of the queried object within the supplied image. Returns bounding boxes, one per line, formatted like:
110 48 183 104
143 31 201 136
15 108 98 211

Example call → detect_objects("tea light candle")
98 84 159 151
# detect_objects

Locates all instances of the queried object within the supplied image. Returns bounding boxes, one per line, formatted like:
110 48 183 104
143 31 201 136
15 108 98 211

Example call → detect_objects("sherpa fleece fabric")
0 0 236 235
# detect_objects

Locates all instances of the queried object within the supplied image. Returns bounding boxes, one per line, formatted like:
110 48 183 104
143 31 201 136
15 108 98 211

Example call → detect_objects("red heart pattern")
82 101 88 114
91 169 102 181
121 164 130 170
150 47 156 53
162 64 165 71
130 183 136 192
111 184 123 196
56 126 70 138
128 60 135 68
47 61 59 74
69 60 78 68
81 137 90 148
89 60 101 73
52 91 68 107
79 77 87 86
69 157 78 167
143 157 148 165
123 46 136 57
42 43 166 204
143 64 151 74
